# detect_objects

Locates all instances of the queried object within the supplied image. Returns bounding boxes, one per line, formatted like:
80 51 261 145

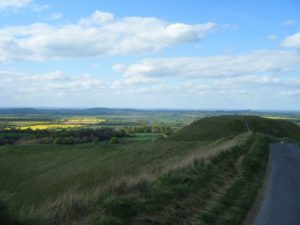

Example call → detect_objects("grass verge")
86 134 269 225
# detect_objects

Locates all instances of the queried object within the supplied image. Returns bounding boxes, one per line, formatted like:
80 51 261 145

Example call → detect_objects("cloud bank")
0 11 217 62
113 50 300 79
281 31 300 51
0 0 32 10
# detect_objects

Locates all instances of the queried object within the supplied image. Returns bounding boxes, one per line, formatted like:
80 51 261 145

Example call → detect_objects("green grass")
0 115 299 225
0 133 248 224
0 139 210 223
170 115 300 142
200 135 269 225
0 132 25 138
170 116 247 141
91 134 269 225
119 133 163 143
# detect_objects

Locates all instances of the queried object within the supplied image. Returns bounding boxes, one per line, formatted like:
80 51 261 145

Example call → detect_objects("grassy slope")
0 135 247 224
0 140 249 224
171 115 300 141
170 116 247 141
0 116 299 225
95 134 269 225
0 141 195 207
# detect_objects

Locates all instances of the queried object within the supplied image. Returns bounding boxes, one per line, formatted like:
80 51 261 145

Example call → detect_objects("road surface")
253 143 300 225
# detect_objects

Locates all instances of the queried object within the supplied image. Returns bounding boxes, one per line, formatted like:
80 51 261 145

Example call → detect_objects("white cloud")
0 11 217 62
111 75 161 90
79 11 114 26
113 50 300 78
212 75 300 93
48 13 63 21
0 0 32 10
1 66 299 108
0 70 105 94
281 31 300 50
108 50 300 107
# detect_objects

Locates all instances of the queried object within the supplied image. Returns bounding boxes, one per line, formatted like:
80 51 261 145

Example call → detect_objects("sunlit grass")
10 121 51 126
0 116 105 130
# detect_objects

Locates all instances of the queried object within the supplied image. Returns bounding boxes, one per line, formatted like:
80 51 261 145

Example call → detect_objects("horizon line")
0 107 299 112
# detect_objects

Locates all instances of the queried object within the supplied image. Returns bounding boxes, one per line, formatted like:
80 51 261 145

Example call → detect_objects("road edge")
241 143 272 225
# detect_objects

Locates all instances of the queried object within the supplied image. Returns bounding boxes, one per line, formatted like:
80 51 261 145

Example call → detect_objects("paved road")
253 143 300 225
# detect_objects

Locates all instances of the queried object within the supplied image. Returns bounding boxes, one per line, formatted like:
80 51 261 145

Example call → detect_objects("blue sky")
0 0 300 110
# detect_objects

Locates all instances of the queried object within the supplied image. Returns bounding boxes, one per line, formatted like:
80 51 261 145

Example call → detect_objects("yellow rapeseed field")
17 124 81 130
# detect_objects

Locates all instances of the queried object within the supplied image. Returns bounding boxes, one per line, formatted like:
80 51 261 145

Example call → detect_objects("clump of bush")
108 137 117 144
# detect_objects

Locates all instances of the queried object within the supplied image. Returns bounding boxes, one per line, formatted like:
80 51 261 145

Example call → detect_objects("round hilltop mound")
170 115 300 141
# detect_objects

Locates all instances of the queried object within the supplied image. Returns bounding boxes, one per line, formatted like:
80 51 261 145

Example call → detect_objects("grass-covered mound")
169 116 247 141
170 115 300 141
246 116 300 140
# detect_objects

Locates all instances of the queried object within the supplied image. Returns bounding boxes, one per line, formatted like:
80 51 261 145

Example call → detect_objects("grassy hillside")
0 134 249 224
170 115 300 141
169 116 247 141
0 115 299 225
246 116 300 140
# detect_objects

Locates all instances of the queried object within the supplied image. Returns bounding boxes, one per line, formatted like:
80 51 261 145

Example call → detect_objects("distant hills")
0 108 142 115
0 107 299 116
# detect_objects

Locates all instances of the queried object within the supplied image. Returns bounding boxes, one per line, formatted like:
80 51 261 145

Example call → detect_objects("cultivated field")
15 124 82 130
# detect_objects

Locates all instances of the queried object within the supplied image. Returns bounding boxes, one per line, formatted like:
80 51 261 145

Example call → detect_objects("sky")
0 0 300 110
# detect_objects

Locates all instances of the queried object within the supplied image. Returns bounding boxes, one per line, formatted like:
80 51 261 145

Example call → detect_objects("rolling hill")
0 116 299 225
170 115 300 141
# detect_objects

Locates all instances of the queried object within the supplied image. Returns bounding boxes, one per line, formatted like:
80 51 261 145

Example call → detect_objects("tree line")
124 125 173 136
0 128 126 145
0 125 173 145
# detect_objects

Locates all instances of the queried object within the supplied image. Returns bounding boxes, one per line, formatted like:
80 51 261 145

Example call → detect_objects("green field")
0 135 240 224
1 114 300 225
0 134 252 225
119 133 163 143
